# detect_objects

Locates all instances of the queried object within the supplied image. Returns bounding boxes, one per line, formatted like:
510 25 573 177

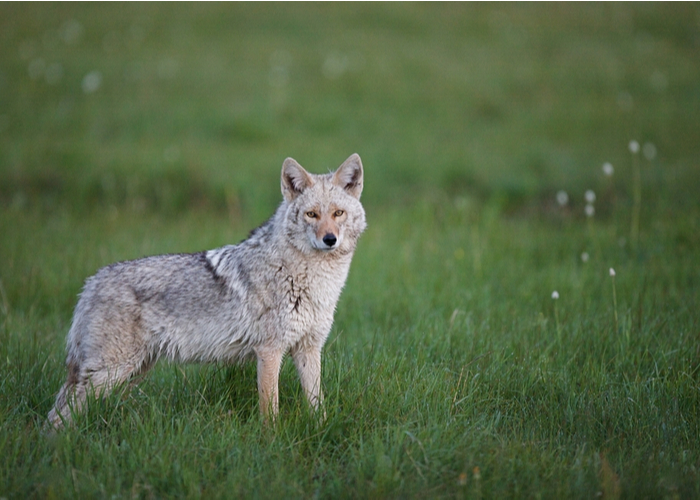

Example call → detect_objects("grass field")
1 3 699 498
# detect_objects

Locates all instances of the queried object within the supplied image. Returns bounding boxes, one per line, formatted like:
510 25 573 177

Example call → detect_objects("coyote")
47 154 366 430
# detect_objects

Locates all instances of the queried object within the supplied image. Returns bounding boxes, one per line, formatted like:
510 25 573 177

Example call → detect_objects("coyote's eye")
305 211 317 219
333 210 345 218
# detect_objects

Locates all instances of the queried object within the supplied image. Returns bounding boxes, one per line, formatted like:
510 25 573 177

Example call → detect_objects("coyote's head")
281 154 366 255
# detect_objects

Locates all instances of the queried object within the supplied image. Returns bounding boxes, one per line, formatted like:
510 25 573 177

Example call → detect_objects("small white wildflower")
556 190 569 206
629 140 640 154
602 162 614 176
581 252 589 263
323 52 350 80
643 142 657 160
82 70 102 93
609 268 616 277
61 19 83 45
551 291 559 300
585 190 596 204
585 204 595 217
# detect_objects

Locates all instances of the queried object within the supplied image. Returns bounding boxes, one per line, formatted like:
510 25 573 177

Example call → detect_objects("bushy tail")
44 356 151 432
46 383 77 432
44 361 85 433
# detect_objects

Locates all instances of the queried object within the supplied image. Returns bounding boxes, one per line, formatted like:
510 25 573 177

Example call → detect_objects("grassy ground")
1 3 699 498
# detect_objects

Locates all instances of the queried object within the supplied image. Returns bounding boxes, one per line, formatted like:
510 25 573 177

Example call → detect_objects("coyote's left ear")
333 153 363 199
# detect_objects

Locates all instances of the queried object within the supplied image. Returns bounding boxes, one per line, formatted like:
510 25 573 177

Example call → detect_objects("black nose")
322 234 337 247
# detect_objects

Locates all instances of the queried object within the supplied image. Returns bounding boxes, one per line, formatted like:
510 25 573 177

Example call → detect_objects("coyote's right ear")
281 158 314 202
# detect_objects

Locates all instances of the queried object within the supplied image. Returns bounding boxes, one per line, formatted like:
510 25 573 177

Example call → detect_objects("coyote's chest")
276 261 347 321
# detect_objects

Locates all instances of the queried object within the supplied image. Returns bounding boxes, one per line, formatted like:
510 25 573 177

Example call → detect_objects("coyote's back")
47 154 366 431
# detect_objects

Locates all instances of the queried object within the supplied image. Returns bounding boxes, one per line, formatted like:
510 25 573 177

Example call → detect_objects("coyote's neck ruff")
47 154 366 430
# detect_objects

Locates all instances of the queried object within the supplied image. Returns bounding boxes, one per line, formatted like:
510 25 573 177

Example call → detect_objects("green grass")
1 3 699 498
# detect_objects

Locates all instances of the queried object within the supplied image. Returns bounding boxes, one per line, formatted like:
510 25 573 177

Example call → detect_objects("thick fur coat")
47 154 366 430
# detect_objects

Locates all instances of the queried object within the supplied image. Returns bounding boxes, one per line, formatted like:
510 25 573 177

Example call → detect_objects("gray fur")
47 154 366 430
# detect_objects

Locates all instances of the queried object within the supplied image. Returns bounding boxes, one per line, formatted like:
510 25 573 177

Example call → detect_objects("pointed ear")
281 157 314 202
332 153 363 199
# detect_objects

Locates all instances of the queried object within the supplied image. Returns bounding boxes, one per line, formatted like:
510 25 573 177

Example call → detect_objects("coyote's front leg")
255 347 283 422
291 341 324 416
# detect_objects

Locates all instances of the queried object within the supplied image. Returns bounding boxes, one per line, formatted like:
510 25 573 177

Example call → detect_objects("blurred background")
1 3 698 220
1 3 699 321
